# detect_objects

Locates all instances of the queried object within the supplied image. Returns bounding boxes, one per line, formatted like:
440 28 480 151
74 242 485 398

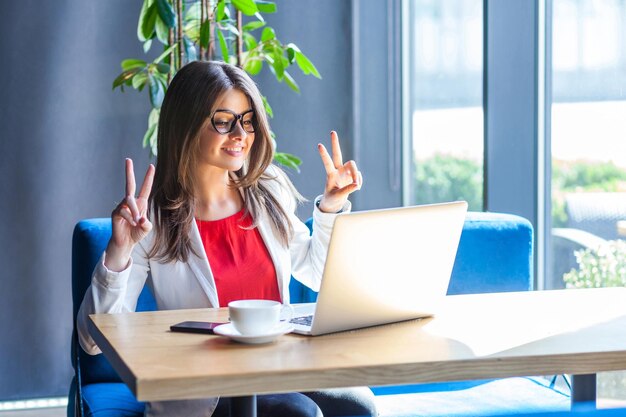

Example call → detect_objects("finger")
357 171 363 189
138 164 155 199
317 143 335 174
330 131 343 168
113 205 137 226
345 160 359 184
125 158 137 198
336 182 360 197
126 195 141 223
138 217 153 233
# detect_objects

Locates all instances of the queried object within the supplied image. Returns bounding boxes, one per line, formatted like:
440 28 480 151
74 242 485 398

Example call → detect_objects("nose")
229 119 247 141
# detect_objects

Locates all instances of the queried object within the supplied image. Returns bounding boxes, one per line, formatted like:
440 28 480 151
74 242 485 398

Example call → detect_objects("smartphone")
170 321 226 334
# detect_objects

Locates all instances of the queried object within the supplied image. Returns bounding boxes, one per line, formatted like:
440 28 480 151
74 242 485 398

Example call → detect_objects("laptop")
290 201 468 336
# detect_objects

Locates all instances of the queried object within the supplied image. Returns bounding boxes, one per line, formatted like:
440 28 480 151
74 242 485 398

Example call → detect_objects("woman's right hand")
104 159 155 272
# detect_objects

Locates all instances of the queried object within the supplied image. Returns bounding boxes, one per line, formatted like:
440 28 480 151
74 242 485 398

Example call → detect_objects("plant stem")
168 26 175 83
208 0 215 60
236 10 243 67
199 0 206 59
176 0 183 67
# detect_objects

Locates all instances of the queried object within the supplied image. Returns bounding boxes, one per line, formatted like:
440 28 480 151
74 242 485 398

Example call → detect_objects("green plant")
413 154 483 211
113 0 320 171
563 239 626 288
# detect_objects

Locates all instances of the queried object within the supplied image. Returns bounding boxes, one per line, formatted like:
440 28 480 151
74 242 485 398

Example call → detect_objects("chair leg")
68 378 79 417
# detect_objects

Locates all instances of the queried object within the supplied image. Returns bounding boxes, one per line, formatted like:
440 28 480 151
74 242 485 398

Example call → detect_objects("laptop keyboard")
290 315 313 327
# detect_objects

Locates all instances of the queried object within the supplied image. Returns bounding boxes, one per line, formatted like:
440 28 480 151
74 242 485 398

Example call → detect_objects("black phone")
170 321 226 334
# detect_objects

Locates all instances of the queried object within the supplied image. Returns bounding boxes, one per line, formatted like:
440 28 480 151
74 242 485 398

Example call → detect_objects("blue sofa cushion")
375 377 570 417
82 383 145 417
448 212 533 295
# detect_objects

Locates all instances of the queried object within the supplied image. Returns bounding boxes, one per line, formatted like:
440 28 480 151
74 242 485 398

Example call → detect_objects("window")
550 0 626 402
406 0 484 211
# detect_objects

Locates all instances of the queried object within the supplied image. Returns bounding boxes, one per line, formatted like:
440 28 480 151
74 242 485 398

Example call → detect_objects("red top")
196 209 281 307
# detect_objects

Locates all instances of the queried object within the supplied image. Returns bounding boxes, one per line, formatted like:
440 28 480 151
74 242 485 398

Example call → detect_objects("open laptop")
290 201 468 336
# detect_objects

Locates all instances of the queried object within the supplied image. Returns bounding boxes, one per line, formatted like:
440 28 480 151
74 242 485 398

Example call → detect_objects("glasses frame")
210 109 256 134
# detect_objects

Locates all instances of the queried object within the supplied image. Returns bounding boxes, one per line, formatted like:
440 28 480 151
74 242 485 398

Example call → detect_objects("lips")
222 146 244 157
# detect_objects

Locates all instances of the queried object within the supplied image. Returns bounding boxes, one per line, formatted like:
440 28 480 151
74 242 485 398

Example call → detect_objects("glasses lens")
212 111 236 134
241 111 255 133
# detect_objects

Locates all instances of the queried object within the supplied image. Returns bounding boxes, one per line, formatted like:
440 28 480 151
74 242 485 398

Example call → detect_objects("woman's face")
197 88 255 173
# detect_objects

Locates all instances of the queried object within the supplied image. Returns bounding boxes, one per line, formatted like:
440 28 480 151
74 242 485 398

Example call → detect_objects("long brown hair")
149 61 300 263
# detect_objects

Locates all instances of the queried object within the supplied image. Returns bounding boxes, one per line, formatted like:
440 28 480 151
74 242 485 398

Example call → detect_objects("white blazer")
76 167 350 417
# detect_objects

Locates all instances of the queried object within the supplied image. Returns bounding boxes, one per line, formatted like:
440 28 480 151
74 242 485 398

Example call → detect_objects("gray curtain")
0 0 353 400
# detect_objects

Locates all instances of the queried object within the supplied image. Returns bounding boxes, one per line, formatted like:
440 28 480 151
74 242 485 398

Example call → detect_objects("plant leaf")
185 19 200 42
270 45 285 79
232 0 259 16
262 95 273 118
137 0 156 41
121 59 147 71
143 39 153 53
155 14 170 44
260 27 276 42
148 107 160 126
147 107 160 156
112 68 141 90
132 71 149 90
149 75 165 108
282 71 300 93
142 121 158 148
199 19 211 48
255 1 276 13
243 32 258 50
224 23 240 37
156 0 176 28
243 54 262 75
295 51 321 78
286 46 296 64
155 62 170 74
274 152 302 172
216 0 226 21
184 1 200 22
217 29 230 63
183 36 198 62
242 21 266 32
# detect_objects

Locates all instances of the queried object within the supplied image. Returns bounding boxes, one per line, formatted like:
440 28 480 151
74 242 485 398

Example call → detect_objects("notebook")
290 201 468 336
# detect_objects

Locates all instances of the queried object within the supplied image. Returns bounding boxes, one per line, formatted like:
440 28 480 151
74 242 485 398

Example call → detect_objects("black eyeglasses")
210 109 255 134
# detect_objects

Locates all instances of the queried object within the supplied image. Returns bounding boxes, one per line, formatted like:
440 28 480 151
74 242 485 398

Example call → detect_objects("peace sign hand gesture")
317 131 363 213
105 159 155 272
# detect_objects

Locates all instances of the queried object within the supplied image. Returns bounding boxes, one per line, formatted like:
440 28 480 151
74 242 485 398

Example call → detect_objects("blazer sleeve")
268 166 351 292
76 239 151 355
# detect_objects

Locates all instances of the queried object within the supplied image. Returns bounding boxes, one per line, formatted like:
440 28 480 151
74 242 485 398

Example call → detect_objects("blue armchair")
69 212 570 417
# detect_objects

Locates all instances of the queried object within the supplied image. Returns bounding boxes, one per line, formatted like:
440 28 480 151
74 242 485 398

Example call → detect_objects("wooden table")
89 288 626 416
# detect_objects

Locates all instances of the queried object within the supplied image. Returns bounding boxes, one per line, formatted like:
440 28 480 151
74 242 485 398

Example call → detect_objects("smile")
223 147 243 152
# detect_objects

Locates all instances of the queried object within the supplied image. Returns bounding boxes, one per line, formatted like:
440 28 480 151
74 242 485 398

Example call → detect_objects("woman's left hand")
317 131 363 213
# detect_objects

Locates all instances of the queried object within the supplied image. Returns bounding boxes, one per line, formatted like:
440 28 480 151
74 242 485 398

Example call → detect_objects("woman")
77 61 376 417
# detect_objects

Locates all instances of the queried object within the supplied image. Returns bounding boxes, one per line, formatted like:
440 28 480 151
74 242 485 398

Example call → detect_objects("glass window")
406 0 484 211
550 0 626 402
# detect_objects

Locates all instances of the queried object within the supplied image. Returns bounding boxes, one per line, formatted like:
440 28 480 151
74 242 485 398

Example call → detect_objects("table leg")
571 374 596 409
230 395 257 417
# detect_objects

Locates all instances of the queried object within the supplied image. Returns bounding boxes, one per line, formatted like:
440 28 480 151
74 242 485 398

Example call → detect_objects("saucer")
213 322 294 344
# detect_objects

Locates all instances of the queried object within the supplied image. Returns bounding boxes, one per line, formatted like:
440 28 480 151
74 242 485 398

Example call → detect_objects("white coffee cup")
228 300 294 336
